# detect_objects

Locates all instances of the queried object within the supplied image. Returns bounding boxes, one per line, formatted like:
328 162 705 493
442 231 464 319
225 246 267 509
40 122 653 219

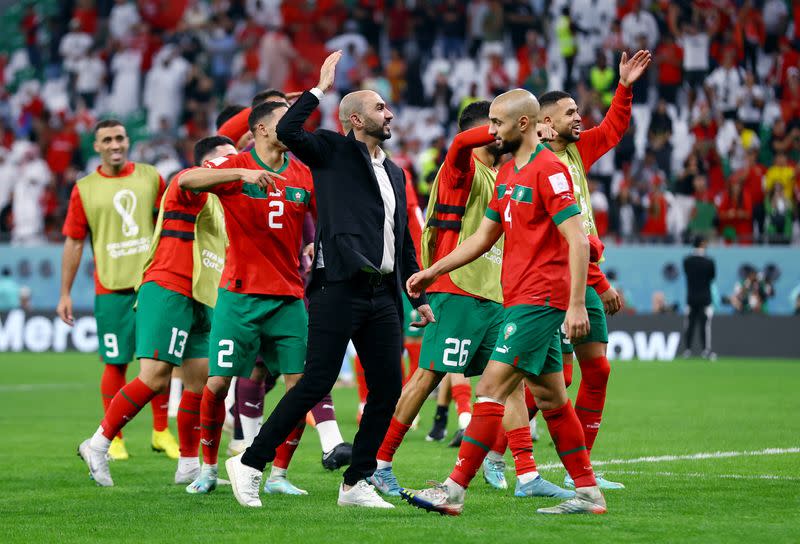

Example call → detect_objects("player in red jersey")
527 50 651 490
78 135 237 487
60 120 172 462
179 100 316 496
401 89 606 516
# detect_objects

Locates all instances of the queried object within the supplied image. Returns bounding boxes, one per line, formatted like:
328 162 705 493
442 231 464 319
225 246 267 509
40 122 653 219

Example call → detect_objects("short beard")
497 137 521 155
364 118 391 141
559 128 580 143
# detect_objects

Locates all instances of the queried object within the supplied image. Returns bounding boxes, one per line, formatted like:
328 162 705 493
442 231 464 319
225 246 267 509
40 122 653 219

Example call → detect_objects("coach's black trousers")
684 303 712 353
242 270 403 486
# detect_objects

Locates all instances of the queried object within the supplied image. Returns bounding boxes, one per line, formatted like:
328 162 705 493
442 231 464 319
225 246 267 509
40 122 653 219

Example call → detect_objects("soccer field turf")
1 354 798 543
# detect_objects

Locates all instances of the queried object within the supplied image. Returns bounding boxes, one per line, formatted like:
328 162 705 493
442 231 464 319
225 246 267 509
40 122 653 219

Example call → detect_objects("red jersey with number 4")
486 144 580 310
207 149 315 298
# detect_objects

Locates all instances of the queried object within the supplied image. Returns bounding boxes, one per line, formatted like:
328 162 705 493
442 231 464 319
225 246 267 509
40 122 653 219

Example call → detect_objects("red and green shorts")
491 304 564 376
135 281 213 366
208 289 307 378
94 291 137 365
419 292 504 377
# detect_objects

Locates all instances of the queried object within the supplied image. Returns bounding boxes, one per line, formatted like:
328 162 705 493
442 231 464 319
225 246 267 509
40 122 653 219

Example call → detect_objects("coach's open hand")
240 168 284 193
600 286 623 315
316 50 342 93
410 304 435 327
619 49 652 87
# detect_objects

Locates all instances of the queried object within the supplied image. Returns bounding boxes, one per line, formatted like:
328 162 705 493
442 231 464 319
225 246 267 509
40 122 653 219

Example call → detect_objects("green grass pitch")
1 353 798 543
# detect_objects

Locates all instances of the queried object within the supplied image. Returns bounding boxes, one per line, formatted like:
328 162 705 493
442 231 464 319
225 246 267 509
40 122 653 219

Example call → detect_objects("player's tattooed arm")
406 217 502 298
178 167 283 193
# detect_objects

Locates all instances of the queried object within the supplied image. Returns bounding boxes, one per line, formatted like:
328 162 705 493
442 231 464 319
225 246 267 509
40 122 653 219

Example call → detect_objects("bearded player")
78 135 237 486
367 101 572 501
59 120 176 461
401 89 606 516
531 49 651 490
180 100 316 496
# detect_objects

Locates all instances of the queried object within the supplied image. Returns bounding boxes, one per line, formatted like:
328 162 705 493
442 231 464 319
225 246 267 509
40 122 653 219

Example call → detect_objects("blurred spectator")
680 21 710 92
621 1 659 51
765 151 796 202
260 25 297 92
486 53 511 96
764 184 793 244
555 7 577 91
109 0 142 42
717 178 753 244
108 44 142 117
11 143 50 246
143 46 190 132
589 179 609 237
73 48 105 110
705 50 746 120
590 51 615 107
739 0 765 76
731 267 773 313
439 0 467 59
738 70 766 130
651 291 677 314
763 0 789 54
655 33 683 104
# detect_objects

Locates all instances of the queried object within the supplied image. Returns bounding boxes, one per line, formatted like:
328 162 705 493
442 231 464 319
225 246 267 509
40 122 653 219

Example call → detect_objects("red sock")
178 390 202 458
151 390 170 432
451 383 472 417
449 401 504 489
575 356 610 452
273 420 306 470
376 417 412 463
100 377 157 440
507 426 537 477
563 361 574 388
354 356 368 404
541 400 596 488
199 386 227 465
100 364 127 438
491 422 508 454
524 384 538 420
404 342 421 384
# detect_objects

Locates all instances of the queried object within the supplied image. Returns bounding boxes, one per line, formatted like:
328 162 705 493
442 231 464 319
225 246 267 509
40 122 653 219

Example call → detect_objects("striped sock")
100 377 156 440
448 401 504 489
575 356 610 452
199 386 227 465
507 426 537 478
177 390 202 458
541 400 596 488
100 364 127 438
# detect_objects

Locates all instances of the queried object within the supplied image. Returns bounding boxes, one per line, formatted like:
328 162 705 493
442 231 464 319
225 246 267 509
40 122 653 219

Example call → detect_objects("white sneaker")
78 439 113 487
337 480 395 508
227 438 246 457
225 453 263 507
174 462 201 484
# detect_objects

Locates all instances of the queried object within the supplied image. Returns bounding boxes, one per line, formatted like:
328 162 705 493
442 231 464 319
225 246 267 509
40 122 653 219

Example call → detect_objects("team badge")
294 191 303 202
504 322 517 340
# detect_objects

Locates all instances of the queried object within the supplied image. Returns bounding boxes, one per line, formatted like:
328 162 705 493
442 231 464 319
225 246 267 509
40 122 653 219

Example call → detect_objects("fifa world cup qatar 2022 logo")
113 189 139 237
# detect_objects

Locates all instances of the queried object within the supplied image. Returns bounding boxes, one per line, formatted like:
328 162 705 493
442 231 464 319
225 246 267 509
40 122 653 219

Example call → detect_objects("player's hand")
57 294 74 326
240 169 284 193
619 49 652 87
410 304 436 327
406 269 436 299
564 304 590 341
600 286 623 316
536 123 558 142
316 50 342 93
302 243 314 261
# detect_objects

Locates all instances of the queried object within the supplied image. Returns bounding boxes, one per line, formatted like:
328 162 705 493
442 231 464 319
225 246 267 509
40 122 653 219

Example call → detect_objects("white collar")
371 146 386 165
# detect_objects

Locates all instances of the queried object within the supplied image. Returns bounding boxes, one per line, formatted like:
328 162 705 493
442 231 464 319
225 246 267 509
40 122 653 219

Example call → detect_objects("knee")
582 357 611 387
206 375 231 397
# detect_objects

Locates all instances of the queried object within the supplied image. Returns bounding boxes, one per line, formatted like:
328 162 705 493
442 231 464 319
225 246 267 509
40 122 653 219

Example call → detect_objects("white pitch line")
537 447 800 471
600 469 800 482
0 383 88 392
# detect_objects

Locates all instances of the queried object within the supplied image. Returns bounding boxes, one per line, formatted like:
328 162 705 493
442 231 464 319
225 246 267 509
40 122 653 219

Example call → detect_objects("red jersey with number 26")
486 144 581 310
207 149 315 298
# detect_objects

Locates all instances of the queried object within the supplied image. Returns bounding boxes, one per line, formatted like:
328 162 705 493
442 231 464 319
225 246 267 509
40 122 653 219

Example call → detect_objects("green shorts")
491 304 564 376
135 281 213 366
403 296 424 339
95 291 137 365
208 289 307 378
419 292 504 377
560 285 608 354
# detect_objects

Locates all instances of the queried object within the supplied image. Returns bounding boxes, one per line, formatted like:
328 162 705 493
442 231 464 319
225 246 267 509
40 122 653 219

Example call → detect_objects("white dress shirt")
310 87 396 274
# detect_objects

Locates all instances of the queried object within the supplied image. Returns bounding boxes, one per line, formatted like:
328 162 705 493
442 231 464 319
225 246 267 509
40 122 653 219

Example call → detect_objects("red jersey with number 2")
206 149 315 298
486 144 581 310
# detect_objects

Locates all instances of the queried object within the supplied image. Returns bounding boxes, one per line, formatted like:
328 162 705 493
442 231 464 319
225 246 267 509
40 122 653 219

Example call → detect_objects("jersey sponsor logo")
503 322 517 340
548 172 570 194
112 189 140 237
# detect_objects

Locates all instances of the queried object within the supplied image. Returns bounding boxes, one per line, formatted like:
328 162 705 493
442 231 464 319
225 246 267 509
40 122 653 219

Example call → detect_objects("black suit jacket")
276 90 427 309
683 253 715 307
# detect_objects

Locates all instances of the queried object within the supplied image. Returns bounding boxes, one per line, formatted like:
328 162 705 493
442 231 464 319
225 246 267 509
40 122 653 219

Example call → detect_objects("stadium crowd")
0 0 798 245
